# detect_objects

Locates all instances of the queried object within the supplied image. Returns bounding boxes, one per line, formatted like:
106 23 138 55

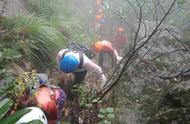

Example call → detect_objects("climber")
35 73 66 124
11 71 66 124
15 107 48 124
113 27 128 53
35 84 66 124
91 40 122 66
56 46 106 87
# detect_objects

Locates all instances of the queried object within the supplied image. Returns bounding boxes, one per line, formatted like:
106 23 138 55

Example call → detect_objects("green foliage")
26 0 95 45
0 108 31 124
49 15 95 46
72 84 88 107
0 48 22 63
72 84 98 107
0 40 22 69
1 14 65 71
25 0 65 18
0 71 45 124
0 98 14 120
0 98 40 124
24 0 76 18
0 69 16 97
177 0 188 4
98 107 115 124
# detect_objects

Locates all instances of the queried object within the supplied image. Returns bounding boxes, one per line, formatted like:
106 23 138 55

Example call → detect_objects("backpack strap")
78 51 83 69
61 49 70 59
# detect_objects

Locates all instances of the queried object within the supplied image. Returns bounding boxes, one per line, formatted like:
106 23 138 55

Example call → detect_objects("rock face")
1 0 28 16
134 20 182 41
154 81 190 124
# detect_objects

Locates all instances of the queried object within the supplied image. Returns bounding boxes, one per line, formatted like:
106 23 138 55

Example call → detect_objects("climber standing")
113 27 128 54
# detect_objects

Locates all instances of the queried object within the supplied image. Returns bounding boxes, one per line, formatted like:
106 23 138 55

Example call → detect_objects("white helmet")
15 107 48 124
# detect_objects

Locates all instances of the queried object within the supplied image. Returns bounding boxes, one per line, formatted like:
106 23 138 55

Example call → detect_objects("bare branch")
147 49 190 62
165 28 189 50
97 0 177 100
156 68 190 82
133 0 143 51
111 10 136 34
126 0 138 16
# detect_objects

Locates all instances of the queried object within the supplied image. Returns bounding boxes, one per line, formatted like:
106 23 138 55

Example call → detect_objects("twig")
97 0 177 100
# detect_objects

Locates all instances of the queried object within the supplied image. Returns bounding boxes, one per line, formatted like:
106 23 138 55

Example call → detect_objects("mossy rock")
153 81 190 124
155 107 190 124
161 81 190 108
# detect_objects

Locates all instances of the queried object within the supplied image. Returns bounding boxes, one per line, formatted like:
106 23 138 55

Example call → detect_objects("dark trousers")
99 52 115 66
73 70 87 84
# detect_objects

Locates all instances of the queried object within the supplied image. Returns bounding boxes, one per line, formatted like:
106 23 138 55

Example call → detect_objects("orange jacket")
93 40 115 55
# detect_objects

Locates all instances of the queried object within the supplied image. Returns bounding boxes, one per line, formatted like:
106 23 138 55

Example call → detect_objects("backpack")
68 42 95 59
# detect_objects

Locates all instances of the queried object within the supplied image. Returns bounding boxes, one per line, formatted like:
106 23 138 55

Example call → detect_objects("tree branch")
97 0 177 100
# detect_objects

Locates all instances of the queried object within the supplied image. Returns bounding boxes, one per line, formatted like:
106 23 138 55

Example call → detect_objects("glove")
116 56 122 64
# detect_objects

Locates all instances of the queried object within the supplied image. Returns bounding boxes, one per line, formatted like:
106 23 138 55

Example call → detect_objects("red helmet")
116 27 124 32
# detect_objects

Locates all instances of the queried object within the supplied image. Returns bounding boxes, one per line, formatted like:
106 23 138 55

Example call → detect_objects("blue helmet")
60 55 79 73
37 73 48 85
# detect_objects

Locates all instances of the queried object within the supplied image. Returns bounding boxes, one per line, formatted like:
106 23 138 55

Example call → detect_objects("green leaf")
22 120 43 124
106 108 114 113
99 108 106 113
98 114 105 119
0 108 31 124
107 114 115 119
92 99 98 103
61 121 71 124
104 120 111 124
79 100 85 107
0 98 14 119
98 121 105 124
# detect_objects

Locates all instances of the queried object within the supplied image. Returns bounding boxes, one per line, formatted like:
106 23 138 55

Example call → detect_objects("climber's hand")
116 57 122 64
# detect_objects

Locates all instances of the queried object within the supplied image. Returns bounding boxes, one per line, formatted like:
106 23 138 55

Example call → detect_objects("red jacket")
114 34 128 50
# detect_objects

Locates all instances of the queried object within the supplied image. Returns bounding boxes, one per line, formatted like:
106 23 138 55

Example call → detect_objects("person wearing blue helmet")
57 48 106 87
59 55 80 73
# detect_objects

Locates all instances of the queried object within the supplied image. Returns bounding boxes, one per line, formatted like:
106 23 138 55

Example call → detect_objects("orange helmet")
96 14 103 20
92 41 103 52
116 27 124 32
101 40 112 47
